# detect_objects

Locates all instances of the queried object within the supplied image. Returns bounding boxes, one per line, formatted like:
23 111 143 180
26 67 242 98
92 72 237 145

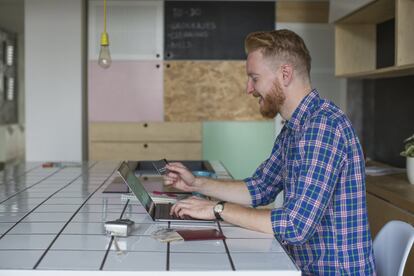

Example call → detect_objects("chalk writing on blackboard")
170 22 216 30
168 21 216 42
172 8 202 18
168 31 209 40
167 20 217 50
166 7 218 51
168 41 193 50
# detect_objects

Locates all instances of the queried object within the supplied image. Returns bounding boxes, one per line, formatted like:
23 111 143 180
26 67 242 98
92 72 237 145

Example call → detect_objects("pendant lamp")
98 0 111 69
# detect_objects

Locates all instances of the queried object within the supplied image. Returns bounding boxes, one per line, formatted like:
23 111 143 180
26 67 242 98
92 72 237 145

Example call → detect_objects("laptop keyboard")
155 204 178 219
155 204 190 220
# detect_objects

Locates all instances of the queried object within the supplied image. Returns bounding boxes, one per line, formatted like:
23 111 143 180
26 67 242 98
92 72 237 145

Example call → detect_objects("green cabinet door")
203 121 275 179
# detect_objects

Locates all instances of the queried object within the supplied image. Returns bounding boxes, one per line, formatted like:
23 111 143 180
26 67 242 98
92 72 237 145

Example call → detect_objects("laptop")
117 161 215 222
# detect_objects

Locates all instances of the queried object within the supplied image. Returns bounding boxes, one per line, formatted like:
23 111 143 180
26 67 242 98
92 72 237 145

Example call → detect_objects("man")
164 30 376 275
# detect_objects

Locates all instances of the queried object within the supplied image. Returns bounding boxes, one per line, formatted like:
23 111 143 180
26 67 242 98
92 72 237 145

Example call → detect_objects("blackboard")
164 1 275 60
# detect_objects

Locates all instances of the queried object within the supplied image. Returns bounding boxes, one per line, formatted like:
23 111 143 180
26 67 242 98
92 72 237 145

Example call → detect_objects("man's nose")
246 80 254 95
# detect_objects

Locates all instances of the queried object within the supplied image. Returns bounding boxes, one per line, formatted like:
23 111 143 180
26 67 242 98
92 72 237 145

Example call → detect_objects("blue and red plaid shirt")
245 89 376 275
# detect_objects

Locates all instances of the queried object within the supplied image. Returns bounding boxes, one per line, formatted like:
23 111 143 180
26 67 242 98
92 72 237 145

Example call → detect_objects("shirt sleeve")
271 115 346 245
244 128 286 207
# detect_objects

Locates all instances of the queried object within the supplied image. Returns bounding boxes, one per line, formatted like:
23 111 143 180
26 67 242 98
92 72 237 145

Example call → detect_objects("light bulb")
98 32 111 69
98 45 111 69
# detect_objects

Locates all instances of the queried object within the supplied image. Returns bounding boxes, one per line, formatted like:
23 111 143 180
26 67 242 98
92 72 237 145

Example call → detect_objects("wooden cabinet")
333 0 414 78
89 122 202 160
366 173 414 276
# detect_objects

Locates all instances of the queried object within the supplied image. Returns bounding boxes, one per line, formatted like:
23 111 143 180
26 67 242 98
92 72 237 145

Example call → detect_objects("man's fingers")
166 164 189 175
163 178 176 186
177 207 191 218
171 200 194 216
163 175 177 182
165 172 178 179
168 162 186 168
164 181 173 186
170 203 178 216
163 174 181 187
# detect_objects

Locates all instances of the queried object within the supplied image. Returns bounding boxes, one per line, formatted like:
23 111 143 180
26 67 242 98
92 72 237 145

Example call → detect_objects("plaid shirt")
245 90 375 275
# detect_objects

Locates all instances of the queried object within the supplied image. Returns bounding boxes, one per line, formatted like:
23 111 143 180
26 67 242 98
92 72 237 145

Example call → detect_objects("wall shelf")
336 63 414 79
334 0 414 78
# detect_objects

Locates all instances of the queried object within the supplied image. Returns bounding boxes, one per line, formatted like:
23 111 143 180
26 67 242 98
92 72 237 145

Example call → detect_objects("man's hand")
164 163 253 206
170 196 217 220
171 196 274 234
163 163 201 192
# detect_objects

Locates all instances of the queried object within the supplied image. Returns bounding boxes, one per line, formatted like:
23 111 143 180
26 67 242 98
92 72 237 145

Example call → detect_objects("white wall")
25 0 84 161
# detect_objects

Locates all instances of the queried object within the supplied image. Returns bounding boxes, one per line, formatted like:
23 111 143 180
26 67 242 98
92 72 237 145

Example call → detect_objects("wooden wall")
164 61 264 121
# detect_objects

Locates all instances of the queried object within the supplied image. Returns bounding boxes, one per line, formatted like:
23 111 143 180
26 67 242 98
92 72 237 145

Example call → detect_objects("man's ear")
280 64 293 87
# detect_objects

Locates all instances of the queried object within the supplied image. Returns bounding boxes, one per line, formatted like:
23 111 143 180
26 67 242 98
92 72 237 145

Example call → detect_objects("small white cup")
407 157 414 184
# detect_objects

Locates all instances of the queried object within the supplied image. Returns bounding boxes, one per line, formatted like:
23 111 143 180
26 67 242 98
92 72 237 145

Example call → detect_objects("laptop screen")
117 162 154 212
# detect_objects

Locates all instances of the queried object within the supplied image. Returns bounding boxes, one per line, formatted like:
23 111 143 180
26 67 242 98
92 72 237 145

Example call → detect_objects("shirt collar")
285 89 320 131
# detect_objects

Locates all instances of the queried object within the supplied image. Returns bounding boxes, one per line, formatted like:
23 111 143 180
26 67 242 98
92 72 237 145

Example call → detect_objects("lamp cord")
104 0 107 33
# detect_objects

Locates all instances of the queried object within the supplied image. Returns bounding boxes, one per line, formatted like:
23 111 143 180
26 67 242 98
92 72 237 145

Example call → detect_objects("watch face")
214 203 224 213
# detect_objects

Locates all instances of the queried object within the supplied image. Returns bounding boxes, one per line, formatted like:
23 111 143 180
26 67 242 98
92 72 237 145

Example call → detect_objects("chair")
373 220 414 276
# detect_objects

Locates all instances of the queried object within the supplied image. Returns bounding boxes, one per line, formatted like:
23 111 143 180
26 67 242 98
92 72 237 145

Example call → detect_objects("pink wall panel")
88 61 163 122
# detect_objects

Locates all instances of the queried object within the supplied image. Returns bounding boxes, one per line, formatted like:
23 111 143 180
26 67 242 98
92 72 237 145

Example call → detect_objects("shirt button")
281 240 288 246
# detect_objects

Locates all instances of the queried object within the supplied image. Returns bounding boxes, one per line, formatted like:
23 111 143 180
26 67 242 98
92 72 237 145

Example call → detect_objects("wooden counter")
366 170 414 276
366 173 414 215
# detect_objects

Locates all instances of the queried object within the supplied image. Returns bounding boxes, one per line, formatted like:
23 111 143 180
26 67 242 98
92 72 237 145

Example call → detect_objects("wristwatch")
213 201 226 221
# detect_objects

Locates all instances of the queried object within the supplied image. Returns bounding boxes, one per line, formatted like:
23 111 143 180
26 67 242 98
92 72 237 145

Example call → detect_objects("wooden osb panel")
164 61 265 121
276 1 329 23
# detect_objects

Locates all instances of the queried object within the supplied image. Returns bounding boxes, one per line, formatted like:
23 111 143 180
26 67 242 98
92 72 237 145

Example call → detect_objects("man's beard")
253 81 285 119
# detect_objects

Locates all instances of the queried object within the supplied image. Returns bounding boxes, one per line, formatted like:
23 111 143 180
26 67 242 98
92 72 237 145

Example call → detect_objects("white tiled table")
0 161 300 275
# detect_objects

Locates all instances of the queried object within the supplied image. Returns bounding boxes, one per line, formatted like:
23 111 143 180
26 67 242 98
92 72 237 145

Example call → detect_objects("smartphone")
152 159 169 175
